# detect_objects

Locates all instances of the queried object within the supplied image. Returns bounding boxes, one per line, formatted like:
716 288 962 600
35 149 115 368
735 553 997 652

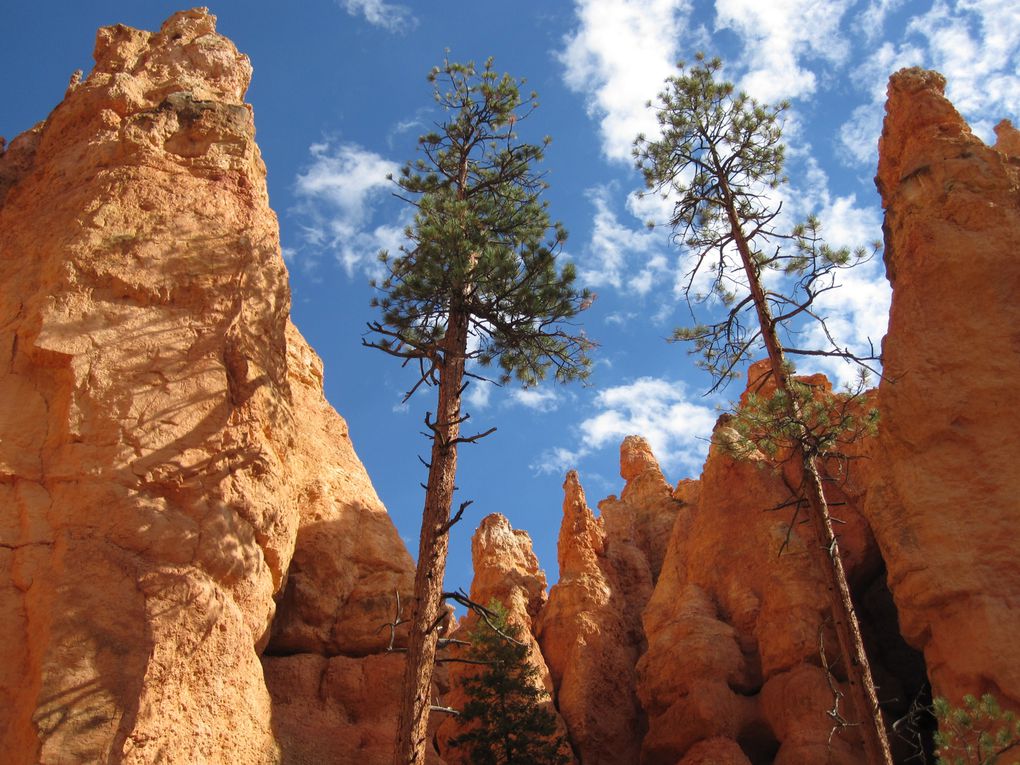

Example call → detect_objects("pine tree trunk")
721 184 894 765
393 307 470 765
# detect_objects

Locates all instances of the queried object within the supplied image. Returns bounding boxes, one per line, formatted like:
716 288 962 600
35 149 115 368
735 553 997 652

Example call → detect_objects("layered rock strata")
869 68 1020 710
0 10 418 764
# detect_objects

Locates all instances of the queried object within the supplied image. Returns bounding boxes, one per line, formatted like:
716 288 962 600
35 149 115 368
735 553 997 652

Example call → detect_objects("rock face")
0 10 417 764
636 366 894 765
261 327 424 765
435 513 571 764
536 437 683 765
870 68 1020 710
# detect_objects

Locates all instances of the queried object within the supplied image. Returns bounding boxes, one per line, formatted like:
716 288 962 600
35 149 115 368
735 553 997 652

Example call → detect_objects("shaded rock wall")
869 68 1020 709
0 10 419 764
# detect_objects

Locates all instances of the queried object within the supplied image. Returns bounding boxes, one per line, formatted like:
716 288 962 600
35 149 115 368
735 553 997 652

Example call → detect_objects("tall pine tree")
634 55 892 764
365 57 592 765
449 603 571 765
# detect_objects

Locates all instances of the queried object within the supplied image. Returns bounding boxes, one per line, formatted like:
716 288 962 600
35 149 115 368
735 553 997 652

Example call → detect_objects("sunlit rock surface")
0 9 418 763
435 513 572 764
869 67 1020 711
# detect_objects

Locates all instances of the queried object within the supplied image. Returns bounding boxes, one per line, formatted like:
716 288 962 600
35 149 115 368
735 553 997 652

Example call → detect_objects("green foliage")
934 694 1020 765
633 54 879 390
369 56 592 389
449 602 571 765
724 370 879 462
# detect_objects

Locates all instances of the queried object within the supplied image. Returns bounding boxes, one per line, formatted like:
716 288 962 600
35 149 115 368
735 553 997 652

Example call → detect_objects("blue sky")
4 0 1018 594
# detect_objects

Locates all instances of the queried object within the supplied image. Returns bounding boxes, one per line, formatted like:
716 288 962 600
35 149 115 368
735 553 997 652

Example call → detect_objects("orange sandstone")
0 10 419 764
869 68 1020 710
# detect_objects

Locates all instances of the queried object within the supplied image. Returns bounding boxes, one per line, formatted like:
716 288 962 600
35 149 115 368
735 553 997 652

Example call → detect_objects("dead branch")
450 426 497 446
437 500 474 536
430 705 461 716
441 589 526 647
377 589 410 652
820 620 859 749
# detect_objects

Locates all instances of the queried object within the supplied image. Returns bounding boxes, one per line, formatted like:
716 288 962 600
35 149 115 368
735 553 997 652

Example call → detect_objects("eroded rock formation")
536 437 683 765
0 10 418 764
4 9 1019 762
513 68 1020 764
869 68 1020 710
435 513 571 764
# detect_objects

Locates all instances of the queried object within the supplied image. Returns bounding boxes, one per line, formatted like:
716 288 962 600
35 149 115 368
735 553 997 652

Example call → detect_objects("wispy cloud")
908 0 1020 138
854 0 910 42
578 186 671 294
559 0 695 161
292 141 408 278
537 377 717 477
465 380 493 412
339 0 417 32
510 387 562 412
838 41 925 166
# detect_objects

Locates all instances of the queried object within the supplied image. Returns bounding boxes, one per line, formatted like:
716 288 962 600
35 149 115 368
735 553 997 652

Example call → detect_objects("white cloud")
339 0 417 32
840 0 1020 167
605 311 638 326
716 0 855 103
855 0 910 42
838 40 925 166
465 380 492 411
541 446 585 475
559 0 695 161
579 186 671 292
538 377 717 476
908 0 1020 139
293 141 408 278
510 387 562 412
296 142 398 224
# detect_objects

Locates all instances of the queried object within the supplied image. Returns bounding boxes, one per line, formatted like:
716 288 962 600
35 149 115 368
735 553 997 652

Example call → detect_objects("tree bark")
721 181 894 765
393 307 470 765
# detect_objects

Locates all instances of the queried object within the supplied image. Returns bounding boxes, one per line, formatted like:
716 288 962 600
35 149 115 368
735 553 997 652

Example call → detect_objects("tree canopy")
634 54 879 392
368 56 593 394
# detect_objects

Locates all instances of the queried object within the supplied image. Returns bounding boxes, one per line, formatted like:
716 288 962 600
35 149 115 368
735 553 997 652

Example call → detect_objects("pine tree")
449 603 571 765
365 57 592 765
634 55 893 764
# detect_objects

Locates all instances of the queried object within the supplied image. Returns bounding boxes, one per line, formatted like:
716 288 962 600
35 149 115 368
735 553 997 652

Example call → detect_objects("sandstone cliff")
869 68 1020 711
0 10 418 764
